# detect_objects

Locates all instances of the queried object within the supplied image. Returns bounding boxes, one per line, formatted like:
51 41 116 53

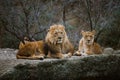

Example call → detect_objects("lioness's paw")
63 54 71 58
81 52 88 56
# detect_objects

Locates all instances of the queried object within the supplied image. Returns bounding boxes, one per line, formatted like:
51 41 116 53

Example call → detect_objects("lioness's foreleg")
74 39 83 56
16 54 44 60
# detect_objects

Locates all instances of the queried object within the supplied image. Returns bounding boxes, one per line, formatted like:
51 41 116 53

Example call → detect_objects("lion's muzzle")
57 37 63 43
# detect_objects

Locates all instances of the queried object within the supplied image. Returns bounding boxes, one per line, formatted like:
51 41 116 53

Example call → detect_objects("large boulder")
0 48 120 80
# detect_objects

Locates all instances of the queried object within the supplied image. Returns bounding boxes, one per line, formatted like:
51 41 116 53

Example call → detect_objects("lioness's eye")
60 32 63 34
90 36 92 38
85 35 87 37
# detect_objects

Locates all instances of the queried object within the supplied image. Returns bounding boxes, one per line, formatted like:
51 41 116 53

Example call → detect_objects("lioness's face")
82 30 95 45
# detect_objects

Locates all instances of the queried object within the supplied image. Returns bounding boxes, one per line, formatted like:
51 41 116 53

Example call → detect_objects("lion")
16 40 47 60
74 30 102 56
45 24 74 59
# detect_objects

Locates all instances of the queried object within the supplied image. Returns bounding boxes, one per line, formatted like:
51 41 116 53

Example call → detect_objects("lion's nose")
58 37 62 39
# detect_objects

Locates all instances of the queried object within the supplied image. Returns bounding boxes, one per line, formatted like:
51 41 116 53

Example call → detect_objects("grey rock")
0 48 120 80
103 47 114 54
114 50 120 54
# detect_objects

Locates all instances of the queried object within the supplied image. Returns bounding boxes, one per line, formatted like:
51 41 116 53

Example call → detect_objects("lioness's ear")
81 30 85 35
92 30 96 34
24 37 29 41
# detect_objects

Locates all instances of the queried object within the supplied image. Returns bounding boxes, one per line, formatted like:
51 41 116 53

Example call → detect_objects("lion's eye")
60 32 63 34
90 36 93 38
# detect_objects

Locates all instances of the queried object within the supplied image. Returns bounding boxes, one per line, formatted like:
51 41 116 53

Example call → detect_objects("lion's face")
46 24 66 44
53 29 65 43
81 30 95 45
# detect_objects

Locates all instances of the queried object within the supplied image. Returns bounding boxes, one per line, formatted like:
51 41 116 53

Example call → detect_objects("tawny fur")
19 37 29 49
75 30 102 56
45 24 74 59
16 40 46 60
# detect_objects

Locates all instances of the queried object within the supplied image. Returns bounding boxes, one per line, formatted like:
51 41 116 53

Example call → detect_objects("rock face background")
0 48 120 80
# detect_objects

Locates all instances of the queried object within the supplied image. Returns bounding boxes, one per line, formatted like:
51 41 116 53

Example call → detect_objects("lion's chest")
48 44 67 54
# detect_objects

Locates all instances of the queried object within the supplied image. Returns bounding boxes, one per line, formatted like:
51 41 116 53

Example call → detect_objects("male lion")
74 30 102 56
16 40 47 60
45 24 74 59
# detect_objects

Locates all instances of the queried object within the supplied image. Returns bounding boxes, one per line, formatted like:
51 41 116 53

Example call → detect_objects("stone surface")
103 47 114 54
114 50 120 54
0 48 120 80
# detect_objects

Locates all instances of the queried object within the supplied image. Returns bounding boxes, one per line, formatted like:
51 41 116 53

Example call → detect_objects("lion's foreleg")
47 52 64 59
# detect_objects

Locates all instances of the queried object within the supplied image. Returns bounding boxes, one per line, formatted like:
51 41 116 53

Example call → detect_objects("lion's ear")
92 30 96 35
58 24 65 29
81 30 85 36
47 29 50 32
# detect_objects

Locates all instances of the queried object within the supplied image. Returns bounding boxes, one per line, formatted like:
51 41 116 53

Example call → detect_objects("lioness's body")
19 37 30 49
16 40 47 60
75 30 102 55
45 24 74 59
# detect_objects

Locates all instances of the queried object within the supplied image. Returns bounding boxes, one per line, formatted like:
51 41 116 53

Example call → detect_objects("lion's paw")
74 51 81 56
40 56 44 60
37 56 44 60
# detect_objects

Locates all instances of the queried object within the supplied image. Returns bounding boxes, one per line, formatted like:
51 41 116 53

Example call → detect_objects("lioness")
16 40 47 60
75 30 102 56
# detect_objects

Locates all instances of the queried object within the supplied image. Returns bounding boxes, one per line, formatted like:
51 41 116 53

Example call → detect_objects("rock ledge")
0 48 120 80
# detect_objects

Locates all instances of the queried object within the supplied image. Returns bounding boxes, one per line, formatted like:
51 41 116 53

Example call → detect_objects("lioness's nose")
88 40 90 42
